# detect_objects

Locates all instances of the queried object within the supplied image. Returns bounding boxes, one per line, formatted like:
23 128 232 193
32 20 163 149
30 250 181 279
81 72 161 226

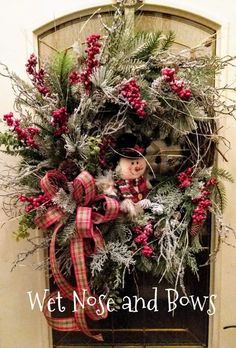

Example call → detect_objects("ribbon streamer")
35 170 119 341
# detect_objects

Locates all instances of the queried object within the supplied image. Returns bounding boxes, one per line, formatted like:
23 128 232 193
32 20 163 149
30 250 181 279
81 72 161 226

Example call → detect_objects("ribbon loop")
34 206 65 230
40 169 67 199
73 170 96 206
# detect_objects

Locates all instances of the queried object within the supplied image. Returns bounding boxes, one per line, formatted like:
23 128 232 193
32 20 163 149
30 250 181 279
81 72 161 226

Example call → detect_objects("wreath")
0 5 235 341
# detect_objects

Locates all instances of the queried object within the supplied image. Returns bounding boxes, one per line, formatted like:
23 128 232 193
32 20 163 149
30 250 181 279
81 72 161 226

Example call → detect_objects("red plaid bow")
35 170 120 341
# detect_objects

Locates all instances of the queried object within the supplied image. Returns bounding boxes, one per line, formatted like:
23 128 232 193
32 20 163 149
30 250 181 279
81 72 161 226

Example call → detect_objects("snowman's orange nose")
135 166 142 172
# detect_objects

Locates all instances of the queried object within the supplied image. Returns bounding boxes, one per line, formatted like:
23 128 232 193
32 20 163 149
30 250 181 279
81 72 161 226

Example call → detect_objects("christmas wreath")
0 5 235 341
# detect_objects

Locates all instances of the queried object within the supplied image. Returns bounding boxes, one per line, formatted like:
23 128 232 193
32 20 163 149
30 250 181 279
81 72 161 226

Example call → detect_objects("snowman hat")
114 133 146 159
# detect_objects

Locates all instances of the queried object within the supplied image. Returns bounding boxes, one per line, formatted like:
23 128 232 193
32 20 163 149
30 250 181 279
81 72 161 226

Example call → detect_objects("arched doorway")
35 3 217 347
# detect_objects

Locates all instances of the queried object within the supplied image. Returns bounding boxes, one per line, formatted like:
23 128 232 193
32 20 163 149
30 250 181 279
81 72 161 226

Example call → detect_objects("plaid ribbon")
35 170 120 341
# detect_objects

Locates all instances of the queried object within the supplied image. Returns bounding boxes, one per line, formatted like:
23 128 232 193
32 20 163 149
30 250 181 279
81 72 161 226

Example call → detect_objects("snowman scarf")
115 176 149 203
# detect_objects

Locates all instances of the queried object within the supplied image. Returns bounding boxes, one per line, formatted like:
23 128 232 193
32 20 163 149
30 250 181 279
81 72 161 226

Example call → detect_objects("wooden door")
36 7 215 348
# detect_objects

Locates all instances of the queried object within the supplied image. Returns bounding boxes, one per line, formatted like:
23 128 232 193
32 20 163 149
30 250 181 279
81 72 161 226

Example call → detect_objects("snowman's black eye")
136 161 139 164
131 161 134 165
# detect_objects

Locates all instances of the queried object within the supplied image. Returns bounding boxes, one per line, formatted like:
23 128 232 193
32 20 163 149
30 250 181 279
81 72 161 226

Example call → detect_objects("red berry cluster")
3 112 16 127
26 54 50 96
69 71 80 84
51 107 69 136
19 193 51 213
206 177 218 186
69 34 101 92
98 136 115 168
120 79 147 118
177 167 193 189
192 198 211 224
132 223 154 257
191 177 218 224
161 67 192 101
3 112 40 149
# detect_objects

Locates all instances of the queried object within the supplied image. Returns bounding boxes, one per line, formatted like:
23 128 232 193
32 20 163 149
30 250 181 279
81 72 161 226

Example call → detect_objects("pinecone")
190 221 203 237
59 160 81 181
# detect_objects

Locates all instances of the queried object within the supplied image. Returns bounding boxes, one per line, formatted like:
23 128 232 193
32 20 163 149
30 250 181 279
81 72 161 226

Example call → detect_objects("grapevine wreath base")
0 4 235 341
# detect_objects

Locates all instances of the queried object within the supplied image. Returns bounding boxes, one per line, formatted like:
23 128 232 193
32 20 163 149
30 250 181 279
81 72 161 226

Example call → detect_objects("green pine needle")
132 31 164 60
160 31 175 51
212 167 234 183
213 181 227 213
46 50 76 108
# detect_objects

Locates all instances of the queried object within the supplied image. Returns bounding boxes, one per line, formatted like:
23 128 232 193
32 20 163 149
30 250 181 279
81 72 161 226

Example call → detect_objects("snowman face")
117 157 147 180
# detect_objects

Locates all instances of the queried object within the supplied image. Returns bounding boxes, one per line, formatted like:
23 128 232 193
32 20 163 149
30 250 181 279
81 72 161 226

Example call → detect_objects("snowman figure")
113 134 152 218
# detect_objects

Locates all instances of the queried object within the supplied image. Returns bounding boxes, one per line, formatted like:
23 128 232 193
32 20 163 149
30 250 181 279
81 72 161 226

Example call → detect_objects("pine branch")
45 50 76 110
132 31 163 60
213 182 227 213
160 31 175 51
212 167 234 183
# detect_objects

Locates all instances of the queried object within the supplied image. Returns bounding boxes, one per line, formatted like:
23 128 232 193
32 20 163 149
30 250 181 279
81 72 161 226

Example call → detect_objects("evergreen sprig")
14 213 36 241
0 132 23 153
46 50 76 111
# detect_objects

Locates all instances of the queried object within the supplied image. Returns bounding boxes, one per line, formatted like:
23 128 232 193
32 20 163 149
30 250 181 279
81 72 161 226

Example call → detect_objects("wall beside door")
0 1 236 348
